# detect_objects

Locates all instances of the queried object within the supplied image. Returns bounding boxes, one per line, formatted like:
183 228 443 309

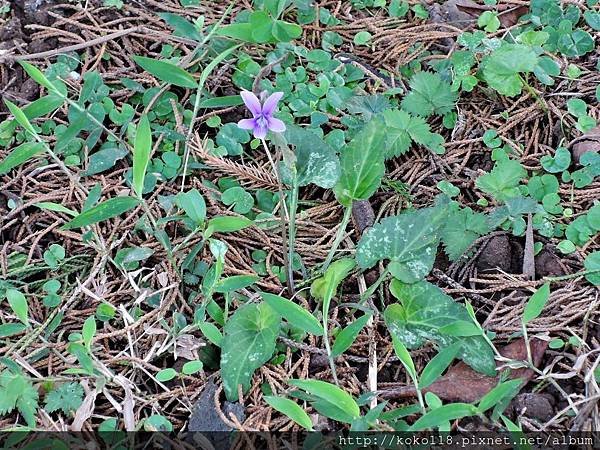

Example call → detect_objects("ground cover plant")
0 0 599 439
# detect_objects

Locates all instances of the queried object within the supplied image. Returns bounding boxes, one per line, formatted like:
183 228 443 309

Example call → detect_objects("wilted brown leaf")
381 338 547 403
569 125 600 164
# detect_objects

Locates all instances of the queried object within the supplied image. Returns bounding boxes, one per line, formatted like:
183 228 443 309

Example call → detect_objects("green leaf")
401 72 457 117
522 283 550 324
198 321 223 347
158 12 203 41
476 157 527 201
221 187 254 214
331 313 372 356
482 44 538 97
356 200 448 283
262 293 323 336
176 189 207 225
584 252 600 285
264 396 313 430
200 95 244 108
221 303 280 401
62 196 140 230
205 216 252 237
441 206 489 261
283 125 340 188
0 142 45 175
133 56 197 88
45 382 84 414
156 368 178 382
385 280 496 375
289 379 360 419
334 118 386 207
477 11 500 32
383 109 445 157
132 115 152 198
82 316 96 350
4 100 36 135
6 289 28 326
478 379 523 413
19 61 57 92
0 371 39 427
310 258 355 301
353 31 372 46
215 275 258 293
83 145 129 176
182 360 204 375
540 147 571 173
0 323 26 338
391 336 416 379
419 342 462 389
113 246 154 270
409 403 479 431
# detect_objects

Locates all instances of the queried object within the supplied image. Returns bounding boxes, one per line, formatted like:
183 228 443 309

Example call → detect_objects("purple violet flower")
237 90 286 139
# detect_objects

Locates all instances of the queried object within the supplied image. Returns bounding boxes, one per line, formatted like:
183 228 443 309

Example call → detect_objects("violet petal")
253 121 268 139
267 117 286 133
240 90 262 117
261 92 284 117
237 118 256 130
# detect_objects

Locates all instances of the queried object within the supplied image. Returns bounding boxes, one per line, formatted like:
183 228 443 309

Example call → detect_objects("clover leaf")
221 187 254 214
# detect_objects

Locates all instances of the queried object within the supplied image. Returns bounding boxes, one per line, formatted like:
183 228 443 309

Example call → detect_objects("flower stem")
322 206 352 272
287 177 299 295
261 139 294 295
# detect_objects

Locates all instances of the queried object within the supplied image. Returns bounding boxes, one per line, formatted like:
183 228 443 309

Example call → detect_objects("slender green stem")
359 267 390 305
287 178 299 295
322 296 339 385
544 268 600 283
322 206 352 271
518 75 547 112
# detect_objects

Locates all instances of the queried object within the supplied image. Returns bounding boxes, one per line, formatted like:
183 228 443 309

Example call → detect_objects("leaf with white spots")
384 280 496 376
220 303 280 401
284 125 340 188
356 199 449 283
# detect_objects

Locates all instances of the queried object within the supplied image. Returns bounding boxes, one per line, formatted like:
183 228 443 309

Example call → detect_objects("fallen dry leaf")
569 125 600 164
381 338 548 403
427 0 527 29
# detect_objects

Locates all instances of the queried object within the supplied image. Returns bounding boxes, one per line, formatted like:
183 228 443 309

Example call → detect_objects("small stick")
1 26 142 63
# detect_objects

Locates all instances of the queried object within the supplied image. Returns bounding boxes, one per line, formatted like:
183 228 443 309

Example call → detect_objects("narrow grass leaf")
409 403 479 431
133 56 197 88
19 61 57 92
0 142 45 175
5 100 36 135
289 379 360 419
262 293 323 336
6 289 29 326
419 342 461 389
522 283 550 324
34 202 78 216
62 196 140 230
0 323 27 338
133 115 152 198
82 316 96 351
331 313 371 356
200 95 243 108
264 396 314 430
478 379 523 413
391 336 416 378
198 44 241 89
205 216 252 237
